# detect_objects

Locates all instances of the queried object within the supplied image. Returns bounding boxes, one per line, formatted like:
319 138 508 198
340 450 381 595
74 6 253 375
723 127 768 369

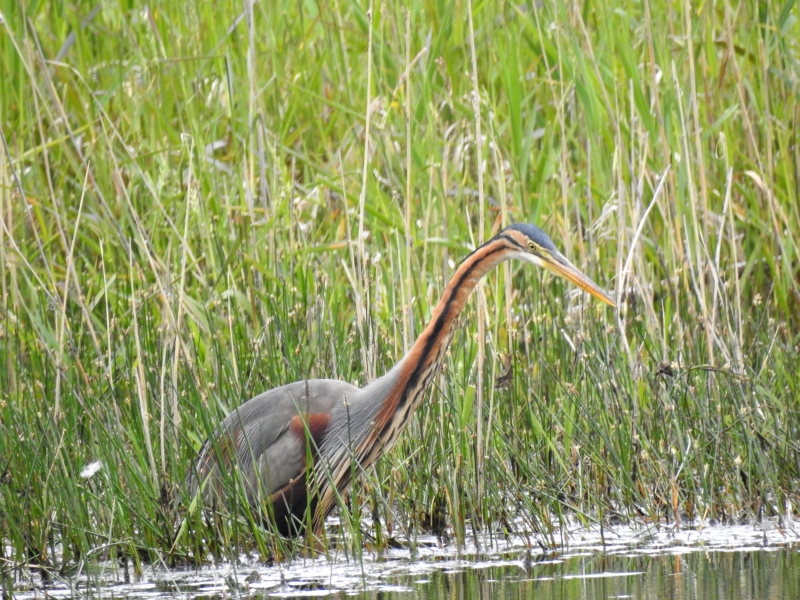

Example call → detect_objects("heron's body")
189 223 614 535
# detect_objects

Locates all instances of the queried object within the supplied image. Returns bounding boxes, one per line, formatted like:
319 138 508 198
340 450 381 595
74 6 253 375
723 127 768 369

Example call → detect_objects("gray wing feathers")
193 379 358 503
319 363 402 463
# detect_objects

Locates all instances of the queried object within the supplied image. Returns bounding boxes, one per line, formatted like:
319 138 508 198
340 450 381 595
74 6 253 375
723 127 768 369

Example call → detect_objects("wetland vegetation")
1 0 799 589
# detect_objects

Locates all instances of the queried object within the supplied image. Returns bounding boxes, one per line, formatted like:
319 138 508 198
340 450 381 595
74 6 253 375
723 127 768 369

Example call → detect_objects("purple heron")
188 223 614 535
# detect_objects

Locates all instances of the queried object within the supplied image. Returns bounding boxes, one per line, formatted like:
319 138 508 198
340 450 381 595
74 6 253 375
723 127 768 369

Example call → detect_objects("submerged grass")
1 0 799 578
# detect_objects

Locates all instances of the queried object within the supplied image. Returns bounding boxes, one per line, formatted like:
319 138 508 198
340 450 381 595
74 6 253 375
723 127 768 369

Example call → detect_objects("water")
381 551 799 599
6 519 799 598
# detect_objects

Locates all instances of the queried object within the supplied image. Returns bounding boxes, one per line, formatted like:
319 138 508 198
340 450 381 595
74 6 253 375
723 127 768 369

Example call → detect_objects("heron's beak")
541 250 616 307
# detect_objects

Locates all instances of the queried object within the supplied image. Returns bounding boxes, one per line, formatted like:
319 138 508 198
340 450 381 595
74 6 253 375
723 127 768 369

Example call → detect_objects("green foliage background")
1 0 799 568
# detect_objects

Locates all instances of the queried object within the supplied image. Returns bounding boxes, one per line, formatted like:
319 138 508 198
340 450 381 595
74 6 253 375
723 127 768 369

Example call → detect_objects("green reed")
1 0 798 575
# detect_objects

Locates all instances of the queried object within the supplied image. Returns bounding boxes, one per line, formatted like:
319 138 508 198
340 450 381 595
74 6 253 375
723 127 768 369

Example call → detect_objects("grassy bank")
1 0 799 573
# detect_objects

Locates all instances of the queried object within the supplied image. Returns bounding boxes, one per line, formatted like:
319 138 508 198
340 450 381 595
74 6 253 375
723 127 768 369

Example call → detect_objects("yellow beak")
542 250 616 307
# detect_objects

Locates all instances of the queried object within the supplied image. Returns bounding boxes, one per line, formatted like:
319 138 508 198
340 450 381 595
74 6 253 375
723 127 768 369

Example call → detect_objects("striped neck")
315 232 524 527
368 236 514 446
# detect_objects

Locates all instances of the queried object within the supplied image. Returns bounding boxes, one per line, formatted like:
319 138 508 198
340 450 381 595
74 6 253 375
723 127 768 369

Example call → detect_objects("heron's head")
499 223 615 307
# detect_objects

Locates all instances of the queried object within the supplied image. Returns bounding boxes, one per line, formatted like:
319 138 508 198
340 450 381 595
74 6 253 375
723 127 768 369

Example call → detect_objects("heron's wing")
190 379 358 507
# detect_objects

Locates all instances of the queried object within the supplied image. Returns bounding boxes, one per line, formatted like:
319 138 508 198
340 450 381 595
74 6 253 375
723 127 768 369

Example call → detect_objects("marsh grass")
1 0 799 579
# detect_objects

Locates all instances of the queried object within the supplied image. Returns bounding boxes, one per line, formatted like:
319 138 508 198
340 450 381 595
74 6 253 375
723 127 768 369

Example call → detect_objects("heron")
188 223 614 536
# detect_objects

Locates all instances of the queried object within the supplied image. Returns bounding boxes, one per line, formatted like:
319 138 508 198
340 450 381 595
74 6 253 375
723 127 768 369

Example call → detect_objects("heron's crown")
501 223 558 253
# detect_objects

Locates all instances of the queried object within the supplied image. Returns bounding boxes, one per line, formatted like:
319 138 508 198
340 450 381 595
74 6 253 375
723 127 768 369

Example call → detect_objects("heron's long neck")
367 240 510 447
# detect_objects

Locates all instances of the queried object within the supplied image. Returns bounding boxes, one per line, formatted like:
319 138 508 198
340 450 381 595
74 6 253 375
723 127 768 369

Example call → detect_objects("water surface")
7 518 799 599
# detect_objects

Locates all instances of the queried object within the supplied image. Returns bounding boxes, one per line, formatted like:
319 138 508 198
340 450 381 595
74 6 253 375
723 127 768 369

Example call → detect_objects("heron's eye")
528 240 539 252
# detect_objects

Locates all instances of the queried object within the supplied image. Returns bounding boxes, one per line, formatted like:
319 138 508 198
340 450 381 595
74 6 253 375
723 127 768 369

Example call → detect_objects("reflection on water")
377 551 799 600
6 520 800 599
